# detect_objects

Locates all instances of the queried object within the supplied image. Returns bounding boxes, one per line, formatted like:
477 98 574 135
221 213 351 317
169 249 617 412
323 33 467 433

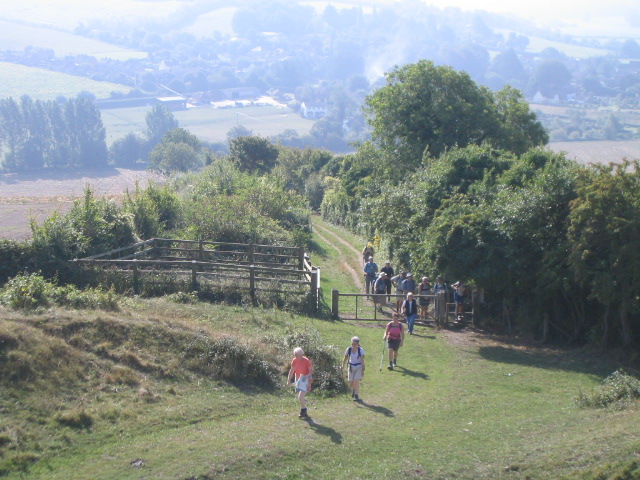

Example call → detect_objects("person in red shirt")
383 313 405 370
286 347 313 418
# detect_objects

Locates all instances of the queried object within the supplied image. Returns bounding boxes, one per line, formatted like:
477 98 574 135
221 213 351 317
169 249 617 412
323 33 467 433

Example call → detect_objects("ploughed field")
0 168 165 241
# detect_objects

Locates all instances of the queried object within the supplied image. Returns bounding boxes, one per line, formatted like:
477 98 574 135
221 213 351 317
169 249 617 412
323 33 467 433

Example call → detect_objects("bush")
181 336 280 388
0 273 119 311
271 326 344 394
0 272 51 309
576 369 640 409
0 239 33 284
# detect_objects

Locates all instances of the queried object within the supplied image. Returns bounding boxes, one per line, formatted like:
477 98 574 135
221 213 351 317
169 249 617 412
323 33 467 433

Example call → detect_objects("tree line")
0 95 107 171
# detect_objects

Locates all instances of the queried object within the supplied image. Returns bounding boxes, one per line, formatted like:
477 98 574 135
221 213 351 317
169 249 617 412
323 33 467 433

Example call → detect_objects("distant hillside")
0 62 130 101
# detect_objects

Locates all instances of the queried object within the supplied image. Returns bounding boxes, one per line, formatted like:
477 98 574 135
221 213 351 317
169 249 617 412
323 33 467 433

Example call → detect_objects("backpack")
347 346 363 358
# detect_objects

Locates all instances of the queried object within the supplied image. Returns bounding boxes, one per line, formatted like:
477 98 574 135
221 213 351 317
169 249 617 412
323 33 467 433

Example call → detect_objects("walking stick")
379 338 386 372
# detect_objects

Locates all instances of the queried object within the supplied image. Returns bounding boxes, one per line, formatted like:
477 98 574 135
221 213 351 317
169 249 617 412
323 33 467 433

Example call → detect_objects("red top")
291 356 312 379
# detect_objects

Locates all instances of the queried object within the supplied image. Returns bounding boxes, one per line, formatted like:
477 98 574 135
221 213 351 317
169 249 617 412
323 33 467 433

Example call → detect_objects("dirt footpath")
0 168 166 241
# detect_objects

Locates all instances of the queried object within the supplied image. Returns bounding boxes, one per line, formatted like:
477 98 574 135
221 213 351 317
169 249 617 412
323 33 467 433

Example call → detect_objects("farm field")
548 140 640 164
0 20 147 60
0 168 166 241
0 62 131 101
102 104 316 145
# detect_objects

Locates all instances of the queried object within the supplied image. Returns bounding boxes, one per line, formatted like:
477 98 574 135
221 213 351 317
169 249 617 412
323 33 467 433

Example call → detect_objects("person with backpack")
362 243 375 265
391 271 407 312
363 256 379 298
383 313 405 370
373 272 388 312
286 347 313 418
341 336 366 401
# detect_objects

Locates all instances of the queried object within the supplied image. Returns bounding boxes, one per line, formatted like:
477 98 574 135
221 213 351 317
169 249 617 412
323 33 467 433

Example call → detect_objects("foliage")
28 186 137 280
180 335 280 387
228 135 279 174
145 104 178 147
108 132 146 167
576 369 640 409
0 95 107 171
269 325 344 394
363 60 547 175
568 160 640 347
0 239 32 284
148 128 205 172
0 272 118 311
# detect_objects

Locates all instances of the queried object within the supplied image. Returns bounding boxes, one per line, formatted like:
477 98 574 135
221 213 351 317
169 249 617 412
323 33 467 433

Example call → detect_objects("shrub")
0 239 32 284
576 369 640 409
0 273 119 311
0 272 51 309
181 336 279 388
272 326 343 394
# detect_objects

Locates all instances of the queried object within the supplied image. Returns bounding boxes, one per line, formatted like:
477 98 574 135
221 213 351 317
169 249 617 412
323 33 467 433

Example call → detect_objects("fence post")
132 260 139 295
332 288 339 316
249 265 256 305
298 247 305 269
191 261 198 291
249 243 255 266
199 240 204 261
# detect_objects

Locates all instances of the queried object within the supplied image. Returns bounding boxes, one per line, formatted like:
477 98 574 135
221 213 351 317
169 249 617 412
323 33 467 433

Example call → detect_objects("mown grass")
0 218 639 479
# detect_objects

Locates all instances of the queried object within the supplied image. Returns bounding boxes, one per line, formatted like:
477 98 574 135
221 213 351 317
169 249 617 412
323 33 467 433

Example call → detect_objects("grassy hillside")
0 217 638 479
0 62 131 101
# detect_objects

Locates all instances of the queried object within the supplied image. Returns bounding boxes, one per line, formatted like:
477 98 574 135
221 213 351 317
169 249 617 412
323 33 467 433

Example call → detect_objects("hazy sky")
421 0 639 30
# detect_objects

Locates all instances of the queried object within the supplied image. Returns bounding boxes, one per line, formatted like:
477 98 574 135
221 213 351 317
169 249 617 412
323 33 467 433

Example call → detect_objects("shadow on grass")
477 345 614 378
308 238 329 257
356 400 395 417
394 366 430 380
303 418 343 443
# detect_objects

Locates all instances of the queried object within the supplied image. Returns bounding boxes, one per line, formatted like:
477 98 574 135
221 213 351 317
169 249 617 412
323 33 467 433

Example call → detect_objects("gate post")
249 265 256 305
332 288 339 316
132 260 140 295
191 261 198 291
310 269 319 312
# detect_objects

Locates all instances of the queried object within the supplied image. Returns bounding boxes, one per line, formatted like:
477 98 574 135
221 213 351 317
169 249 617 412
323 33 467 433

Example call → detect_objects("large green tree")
363 60 547 173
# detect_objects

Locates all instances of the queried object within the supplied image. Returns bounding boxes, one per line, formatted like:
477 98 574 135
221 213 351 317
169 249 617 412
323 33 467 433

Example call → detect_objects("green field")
0 62 131 101
102 104 317 145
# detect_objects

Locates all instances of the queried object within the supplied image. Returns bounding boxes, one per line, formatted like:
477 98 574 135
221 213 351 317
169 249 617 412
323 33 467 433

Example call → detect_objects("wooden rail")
73 238 319 310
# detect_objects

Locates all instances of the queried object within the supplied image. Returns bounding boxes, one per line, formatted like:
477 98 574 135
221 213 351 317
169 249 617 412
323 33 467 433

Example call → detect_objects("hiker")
401 273 416 295
402 292 418 335
286 347 313 418
373 272 388 312
381 261 395 301
452 281 467 321
362 242 375 265
363 256 379 298
341 336 365 401
391 271 406 312
384 313 405 370
418 277 432 320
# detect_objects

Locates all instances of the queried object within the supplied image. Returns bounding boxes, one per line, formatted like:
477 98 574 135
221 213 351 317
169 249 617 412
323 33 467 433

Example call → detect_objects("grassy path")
19 217 640 480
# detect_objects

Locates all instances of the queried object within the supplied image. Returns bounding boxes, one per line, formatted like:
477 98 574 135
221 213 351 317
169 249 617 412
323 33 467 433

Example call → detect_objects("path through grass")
6 217 640 480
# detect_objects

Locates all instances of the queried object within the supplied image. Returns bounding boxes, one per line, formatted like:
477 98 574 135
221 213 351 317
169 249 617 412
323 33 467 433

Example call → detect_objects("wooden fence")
331 290 474 326
73 238 320 310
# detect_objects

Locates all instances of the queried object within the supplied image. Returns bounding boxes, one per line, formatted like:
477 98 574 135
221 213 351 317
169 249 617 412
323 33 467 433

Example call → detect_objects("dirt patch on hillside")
0 168 166 241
